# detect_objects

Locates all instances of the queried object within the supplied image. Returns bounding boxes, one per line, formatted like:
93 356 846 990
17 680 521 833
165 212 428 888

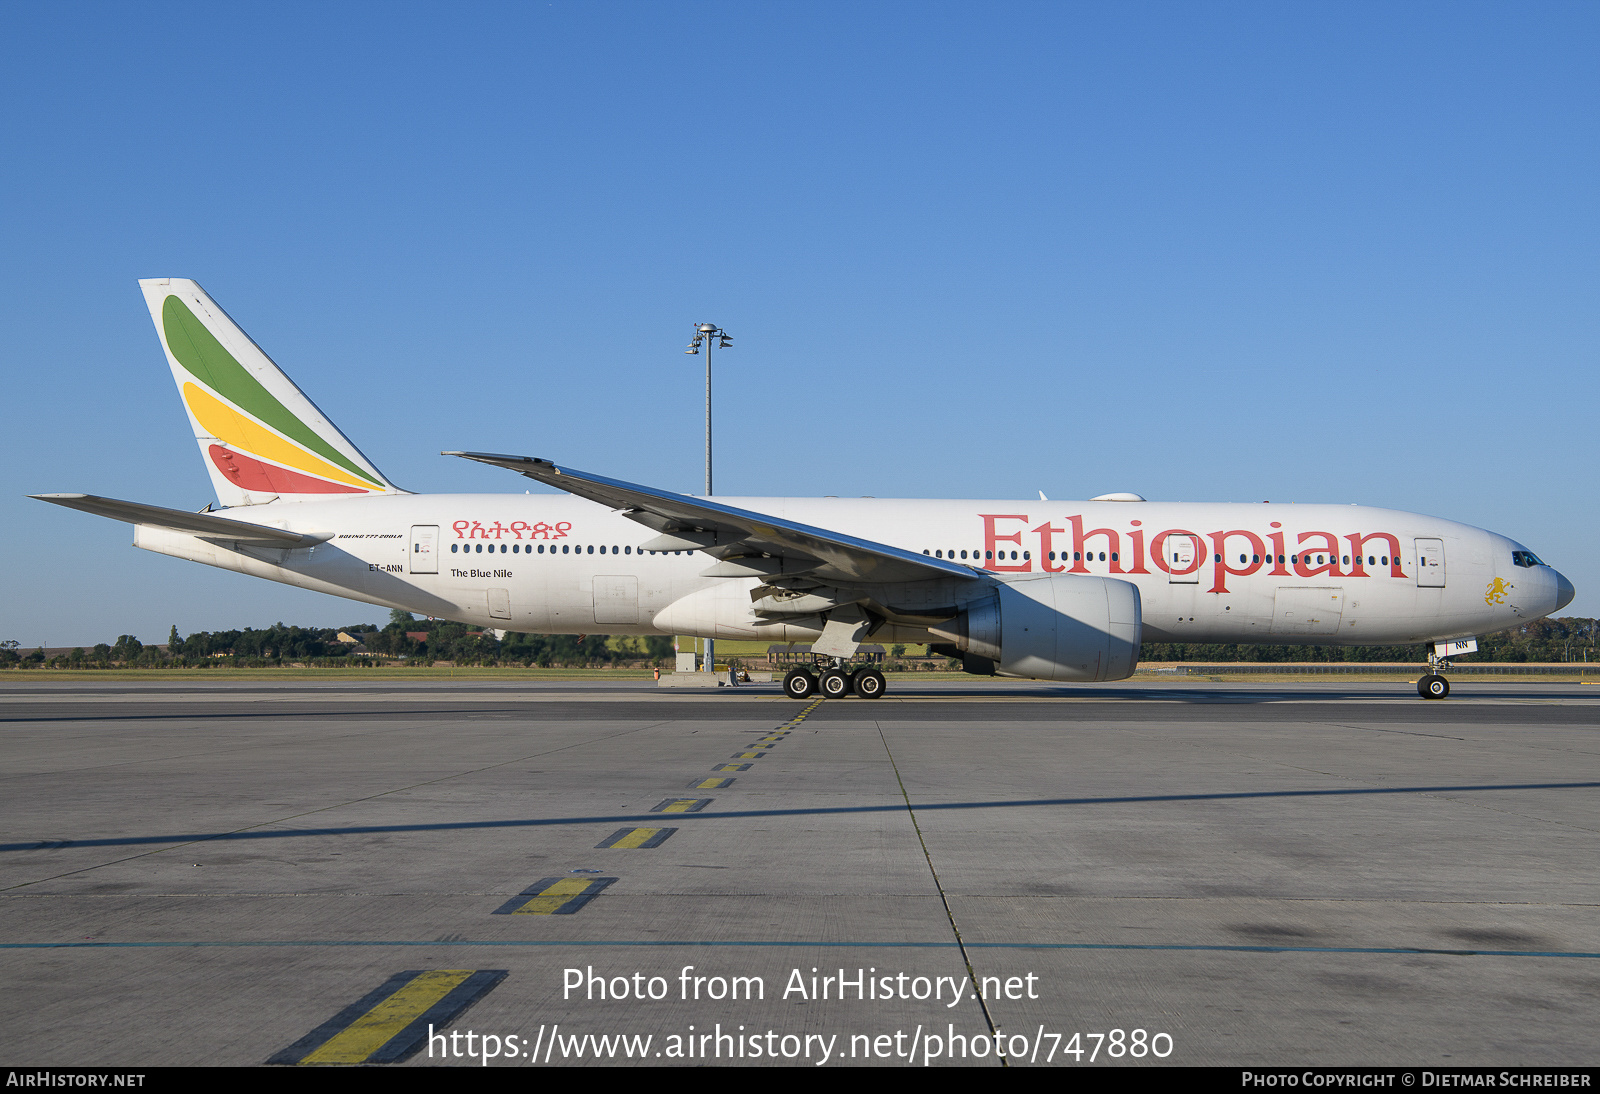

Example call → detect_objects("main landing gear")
783 659 887 700
1417 651 1451 699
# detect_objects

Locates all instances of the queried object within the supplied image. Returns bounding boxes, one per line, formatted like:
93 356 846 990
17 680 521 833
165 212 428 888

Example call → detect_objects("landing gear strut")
1417 650 1451 699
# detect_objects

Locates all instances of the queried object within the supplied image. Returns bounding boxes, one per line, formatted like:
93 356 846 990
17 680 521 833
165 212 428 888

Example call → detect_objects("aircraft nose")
1554 570 1575 612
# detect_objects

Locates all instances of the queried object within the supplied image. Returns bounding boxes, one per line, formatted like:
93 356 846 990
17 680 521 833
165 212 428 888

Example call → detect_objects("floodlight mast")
684 322 732 673
684 323 731 494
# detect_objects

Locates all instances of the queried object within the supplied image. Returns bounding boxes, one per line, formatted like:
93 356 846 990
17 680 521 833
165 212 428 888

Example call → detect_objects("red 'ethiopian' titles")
979 515 1407 594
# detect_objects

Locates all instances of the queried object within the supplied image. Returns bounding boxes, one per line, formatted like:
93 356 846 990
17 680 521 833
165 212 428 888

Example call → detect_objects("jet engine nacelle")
927 574 1142 682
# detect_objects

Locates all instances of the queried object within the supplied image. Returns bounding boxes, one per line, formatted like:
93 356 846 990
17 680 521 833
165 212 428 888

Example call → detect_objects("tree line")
3 614 1593 670
1142 615 1597 663
0 611 676 669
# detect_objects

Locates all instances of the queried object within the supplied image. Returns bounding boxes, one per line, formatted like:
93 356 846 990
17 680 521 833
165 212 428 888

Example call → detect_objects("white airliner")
34 279 1575 700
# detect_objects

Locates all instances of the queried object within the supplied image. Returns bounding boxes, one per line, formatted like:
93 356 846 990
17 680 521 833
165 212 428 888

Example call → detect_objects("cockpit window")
1511 550 1545 568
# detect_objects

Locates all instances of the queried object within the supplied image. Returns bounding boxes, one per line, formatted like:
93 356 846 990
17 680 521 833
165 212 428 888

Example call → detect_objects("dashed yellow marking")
493 876 616 915
302 971 471 1063
267 969 506 1065
597 827 675 849
517 878 588 911
652 798 712 813
713 763 752 772
731 751 767 759
692 777 734 789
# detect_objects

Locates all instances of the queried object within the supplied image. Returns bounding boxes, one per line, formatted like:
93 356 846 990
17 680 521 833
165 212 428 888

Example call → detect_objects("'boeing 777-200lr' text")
33 280 1576 700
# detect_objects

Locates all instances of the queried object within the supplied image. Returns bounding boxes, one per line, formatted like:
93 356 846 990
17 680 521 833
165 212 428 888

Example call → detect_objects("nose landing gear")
1417 650 1452 699
1418 674 1450 699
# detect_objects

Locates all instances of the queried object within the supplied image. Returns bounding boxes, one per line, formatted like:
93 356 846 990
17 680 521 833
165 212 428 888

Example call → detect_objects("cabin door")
1415 539 1445 587
1167 534 1202 584
409 526 438 574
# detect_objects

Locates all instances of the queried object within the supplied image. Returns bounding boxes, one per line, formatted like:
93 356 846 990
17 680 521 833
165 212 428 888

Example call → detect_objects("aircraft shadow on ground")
5 779 1597 853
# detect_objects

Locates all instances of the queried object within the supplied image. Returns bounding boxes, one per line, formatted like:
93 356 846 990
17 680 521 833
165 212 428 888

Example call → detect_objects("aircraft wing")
445 451 978 585
30 493 329 548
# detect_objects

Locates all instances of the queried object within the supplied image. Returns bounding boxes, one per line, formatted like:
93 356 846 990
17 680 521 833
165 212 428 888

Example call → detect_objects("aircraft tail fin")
139 278 403 507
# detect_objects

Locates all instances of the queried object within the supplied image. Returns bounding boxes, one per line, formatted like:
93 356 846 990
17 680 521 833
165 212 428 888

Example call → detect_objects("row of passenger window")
919 548 1398 569
1222 553 1394 567
450 543 693 556
925 549 1053 561
446 541 1399 571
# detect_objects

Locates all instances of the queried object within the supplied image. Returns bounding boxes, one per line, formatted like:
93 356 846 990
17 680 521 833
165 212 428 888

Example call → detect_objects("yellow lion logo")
1485 578 1513 606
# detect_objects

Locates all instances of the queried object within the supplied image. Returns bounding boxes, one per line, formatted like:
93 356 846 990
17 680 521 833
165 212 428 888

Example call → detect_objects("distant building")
767 644 885 665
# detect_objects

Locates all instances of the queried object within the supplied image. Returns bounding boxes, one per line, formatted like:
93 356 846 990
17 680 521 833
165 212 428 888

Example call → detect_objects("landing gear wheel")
820 669 853 699
1418 674 1450 699
854 669 886 699
784 669 818 699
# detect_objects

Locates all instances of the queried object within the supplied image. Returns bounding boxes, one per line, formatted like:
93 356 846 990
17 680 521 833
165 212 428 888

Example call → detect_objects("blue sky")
3 1 1596 645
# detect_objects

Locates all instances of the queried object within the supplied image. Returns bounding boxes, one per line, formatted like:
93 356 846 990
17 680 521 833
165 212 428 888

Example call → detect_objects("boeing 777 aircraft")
33 280 1576 700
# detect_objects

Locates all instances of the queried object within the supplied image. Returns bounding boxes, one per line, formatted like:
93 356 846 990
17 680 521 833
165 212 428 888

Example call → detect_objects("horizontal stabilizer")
30 494 328 548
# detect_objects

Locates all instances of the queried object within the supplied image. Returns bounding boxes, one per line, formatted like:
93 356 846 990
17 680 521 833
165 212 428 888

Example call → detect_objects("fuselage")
131 493 1572 649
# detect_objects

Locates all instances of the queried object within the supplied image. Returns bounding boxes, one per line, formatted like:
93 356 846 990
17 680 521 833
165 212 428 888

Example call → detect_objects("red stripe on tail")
208 445 366 495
